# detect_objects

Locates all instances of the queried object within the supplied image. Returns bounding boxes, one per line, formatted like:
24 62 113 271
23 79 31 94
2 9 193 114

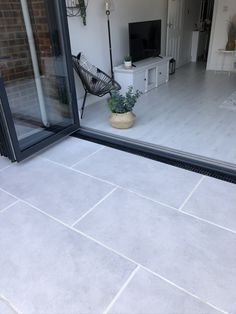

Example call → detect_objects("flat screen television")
129 20 161 62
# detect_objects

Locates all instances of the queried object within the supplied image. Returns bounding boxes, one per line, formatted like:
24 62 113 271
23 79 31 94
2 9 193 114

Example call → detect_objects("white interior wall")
207 0 236 70
68 0 168 105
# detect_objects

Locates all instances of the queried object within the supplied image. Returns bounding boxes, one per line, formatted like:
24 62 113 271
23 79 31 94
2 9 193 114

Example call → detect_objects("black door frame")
0 78 17 161
0 0 80 162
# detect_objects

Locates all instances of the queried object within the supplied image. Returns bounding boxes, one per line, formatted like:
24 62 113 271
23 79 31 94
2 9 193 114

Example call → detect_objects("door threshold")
73 127 236 184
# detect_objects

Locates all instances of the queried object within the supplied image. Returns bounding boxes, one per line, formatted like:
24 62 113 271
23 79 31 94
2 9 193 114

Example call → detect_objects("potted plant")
124 55 132 68
226 15 236 51
108 86 142 129
77 0 87 25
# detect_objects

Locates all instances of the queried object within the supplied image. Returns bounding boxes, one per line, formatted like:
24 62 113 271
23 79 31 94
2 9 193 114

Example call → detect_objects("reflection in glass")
0 0 74 150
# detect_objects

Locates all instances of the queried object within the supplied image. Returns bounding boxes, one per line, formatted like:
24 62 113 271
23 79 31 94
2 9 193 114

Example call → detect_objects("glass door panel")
0 0 79 160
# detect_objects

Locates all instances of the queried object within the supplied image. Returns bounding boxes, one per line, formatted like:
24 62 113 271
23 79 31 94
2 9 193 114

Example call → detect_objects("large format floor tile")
76 188 236 313
0 300 17 314
108 269 220 314
183 176 236 232
0 202 135 314
40 137 103 167
0 190 17 212
0 158 113 225
0 156 11 171
74 147 202 208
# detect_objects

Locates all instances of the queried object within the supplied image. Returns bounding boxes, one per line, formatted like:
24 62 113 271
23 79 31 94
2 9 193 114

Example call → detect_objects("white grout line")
36 159 212 233
141 267 229 314
0 189 228 314
0 200 20 214
70 146 105 168
65 167 185 212
120 186 178 211
179 176 205 211
0 295 22 314
178 209 236 234
0 164 13 172
63 167 205 219
38 157 118 187
73 169 118 187
103 266 140 314
116 186 236 234
71 187 118 227
0 172 236 236
40 146 105 169
37 157 75 171
0 188 20 200
72 229 228 314
71 230 228 314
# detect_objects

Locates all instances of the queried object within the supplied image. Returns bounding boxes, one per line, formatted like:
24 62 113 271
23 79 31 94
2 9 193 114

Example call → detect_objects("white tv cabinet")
114 57 171 94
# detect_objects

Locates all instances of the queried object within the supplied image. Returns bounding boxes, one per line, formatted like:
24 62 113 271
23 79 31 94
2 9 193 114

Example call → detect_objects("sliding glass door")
0 0 79 161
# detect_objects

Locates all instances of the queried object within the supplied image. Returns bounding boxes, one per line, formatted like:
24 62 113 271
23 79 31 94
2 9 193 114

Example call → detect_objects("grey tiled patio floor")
0 137 236 314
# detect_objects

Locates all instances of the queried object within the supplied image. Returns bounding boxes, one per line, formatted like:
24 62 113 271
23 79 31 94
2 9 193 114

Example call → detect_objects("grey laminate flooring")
81 63 236 165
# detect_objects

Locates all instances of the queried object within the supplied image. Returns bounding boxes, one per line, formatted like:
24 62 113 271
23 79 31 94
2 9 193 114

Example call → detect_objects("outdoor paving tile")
73 147 202 208
76 188 236 313
183 176 236 232
0 300 17 314
0 190 17 212
40 136 103 167
0 158 113 225
0 156 11 171
0 202 136 314
108 268 220 314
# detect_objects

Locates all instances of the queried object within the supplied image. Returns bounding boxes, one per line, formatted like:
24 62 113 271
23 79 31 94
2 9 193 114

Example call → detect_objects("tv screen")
129 20 161 62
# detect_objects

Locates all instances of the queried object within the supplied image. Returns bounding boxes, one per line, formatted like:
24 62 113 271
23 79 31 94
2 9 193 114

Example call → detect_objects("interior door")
0 0 79 162
166 0 184 67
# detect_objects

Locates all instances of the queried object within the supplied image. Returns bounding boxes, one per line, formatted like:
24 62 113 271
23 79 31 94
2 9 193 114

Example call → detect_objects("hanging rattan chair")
72 53 121 118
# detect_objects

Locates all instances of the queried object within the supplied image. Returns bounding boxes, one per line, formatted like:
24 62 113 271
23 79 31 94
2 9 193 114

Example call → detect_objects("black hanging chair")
72 53 121 118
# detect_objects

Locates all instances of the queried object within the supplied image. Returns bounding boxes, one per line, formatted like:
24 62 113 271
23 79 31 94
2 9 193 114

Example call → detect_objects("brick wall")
0 0 33 81
0 0 52 82
0 0 69 122
28 0 52 73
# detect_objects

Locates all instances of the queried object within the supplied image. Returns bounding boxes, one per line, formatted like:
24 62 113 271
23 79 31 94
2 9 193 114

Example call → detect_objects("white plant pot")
124 61 132 69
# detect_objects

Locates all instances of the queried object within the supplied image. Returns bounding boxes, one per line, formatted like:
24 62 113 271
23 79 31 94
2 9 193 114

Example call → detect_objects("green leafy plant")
78 0 87 25
108 86 142 114
124 55 132 62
